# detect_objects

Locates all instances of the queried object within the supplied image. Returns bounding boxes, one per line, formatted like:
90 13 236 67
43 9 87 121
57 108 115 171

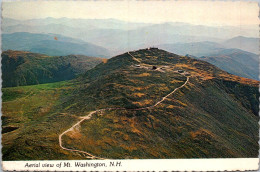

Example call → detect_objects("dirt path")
58 111 103 159
128 51 141 63
59 53 190 160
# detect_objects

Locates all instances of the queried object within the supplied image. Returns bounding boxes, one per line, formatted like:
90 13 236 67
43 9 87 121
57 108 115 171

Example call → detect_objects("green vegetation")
2 81 85 160
2 48 259 160
2 50 103 87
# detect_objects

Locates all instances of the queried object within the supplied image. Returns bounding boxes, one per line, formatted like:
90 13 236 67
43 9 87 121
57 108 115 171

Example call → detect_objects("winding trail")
59 52 190 159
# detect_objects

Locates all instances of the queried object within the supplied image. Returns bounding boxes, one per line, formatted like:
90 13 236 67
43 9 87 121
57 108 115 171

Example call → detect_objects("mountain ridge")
2 50 103 87
223 36 259 54
61 48 259 159
2 48 259 160
2 32 111 58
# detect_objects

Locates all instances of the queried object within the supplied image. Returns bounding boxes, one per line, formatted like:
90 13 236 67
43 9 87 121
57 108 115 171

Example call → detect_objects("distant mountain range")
3 32 258 81
2 18 258 82
158 41 225 57
158 36 259 56
2 50 103 87
222 36 259 54
3 17 258 54
197 49 259 80
2 17 151 30
2 32 111 58
158 40 259 80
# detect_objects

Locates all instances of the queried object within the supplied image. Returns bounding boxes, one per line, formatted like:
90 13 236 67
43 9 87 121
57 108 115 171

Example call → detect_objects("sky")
2 0 259 26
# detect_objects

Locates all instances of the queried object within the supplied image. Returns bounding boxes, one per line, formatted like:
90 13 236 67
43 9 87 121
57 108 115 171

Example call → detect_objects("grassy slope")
2 81 86 160
2 49 259 160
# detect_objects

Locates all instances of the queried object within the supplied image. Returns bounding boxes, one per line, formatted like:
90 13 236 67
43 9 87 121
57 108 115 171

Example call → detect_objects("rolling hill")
2 50 103 87
2 32 111 58
2 48 259 160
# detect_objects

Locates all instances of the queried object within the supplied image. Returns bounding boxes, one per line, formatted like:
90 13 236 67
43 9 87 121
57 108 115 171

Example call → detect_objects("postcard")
1 0 259 171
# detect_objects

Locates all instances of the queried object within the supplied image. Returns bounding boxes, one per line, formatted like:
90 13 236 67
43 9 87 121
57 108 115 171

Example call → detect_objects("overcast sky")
2 0 259 26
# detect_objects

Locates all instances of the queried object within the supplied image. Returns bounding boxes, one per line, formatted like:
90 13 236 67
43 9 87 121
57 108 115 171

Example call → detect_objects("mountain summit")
2 48 259 160
60 48 259 159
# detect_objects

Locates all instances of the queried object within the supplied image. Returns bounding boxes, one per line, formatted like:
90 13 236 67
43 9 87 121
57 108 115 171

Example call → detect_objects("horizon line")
3 16 257 28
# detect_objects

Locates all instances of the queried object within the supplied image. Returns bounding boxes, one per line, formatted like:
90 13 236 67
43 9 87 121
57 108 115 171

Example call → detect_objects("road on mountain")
59 52 190 159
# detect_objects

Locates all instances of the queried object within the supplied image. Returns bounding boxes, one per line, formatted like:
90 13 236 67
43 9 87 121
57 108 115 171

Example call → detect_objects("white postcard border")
2 158 259 171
